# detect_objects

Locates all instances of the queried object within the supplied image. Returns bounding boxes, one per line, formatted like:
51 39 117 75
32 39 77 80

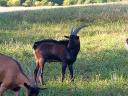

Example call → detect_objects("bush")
63 0 70 5
41 0 48 6
47 1 54 6
54 3 59 6
34 1 42 6
63 0 77 5
49 0 63 5
95 0 107 3
85 0 97 3
7 0 20 6
0 0 7 6
22 0 33 6
77 0 86 4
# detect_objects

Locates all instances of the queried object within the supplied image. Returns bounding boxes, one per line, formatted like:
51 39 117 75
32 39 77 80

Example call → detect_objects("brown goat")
33 25 86 85
0 53 45 96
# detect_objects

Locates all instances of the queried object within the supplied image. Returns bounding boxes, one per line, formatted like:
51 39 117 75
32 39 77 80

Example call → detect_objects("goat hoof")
40 81 46 85
71 78 74 82
42 82 46 85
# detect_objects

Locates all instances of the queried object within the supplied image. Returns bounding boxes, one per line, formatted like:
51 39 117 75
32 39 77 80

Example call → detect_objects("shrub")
47 1 54 6
63 0 70 5
7 0 20 6
0 0 7 6
34 1 42 6
77 0 86 4
41 0 48 5
54 3 59 6
63 0 76 5
22 0 33 6
95 0 107 3
49 0 63 5
85 0 97 3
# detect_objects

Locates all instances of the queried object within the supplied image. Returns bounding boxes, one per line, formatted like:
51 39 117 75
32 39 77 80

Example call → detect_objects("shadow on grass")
76 48 128 80
4 80 128 96
39 80 128 96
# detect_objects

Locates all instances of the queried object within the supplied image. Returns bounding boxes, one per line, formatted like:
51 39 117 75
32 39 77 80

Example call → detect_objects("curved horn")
71 25 87 35
70 27 75 35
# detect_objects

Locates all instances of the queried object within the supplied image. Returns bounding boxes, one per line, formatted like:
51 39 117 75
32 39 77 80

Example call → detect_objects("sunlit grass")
0 3 128 96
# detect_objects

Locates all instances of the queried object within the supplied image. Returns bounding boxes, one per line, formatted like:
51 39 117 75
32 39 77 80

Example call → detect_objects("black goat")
33 25 86 85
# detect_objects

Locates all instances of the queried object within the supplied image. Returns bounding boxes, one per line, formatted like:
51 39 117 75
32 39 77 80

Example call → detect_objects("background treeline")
0 0 125 7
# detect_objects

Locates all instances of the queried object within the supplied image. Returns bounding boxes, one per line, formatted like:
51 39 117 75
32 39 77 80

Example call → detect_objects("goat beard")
125 42 128 51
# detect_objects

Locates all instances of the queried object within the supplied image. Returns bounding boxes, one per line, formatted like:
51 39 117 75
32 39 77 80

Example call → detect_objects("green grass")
0 3 128 96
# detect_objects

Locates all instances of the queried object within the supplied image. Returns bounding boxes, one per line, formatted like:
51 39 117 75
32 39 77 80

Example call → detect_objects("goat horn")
71 27 75 34
71 25 87 35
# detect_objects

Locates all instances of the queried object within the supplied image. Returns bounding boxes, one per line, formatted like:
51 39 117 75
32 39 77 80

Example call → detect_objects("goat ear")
24 83 30 89
64 36 69 38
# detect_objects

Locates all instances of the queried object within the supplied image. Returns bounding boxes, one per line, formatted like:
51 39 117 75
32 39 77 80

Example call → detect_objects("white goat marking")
125 42 128 51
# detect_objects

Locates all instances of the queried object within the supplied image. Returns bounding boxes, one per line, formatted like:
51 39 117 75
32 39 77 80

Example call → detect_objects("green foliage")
63 0 78 5
102 0 107 2
96 0 108 3
63 0 69 5
34 1 42 6
85 0 96 3
107 0 119 2
0 0 124 6
34 0 63 6
7 0 20 6
63 0 122 5
22 0 32 6
49 0 63 5
77 0 86 4
0 0 7 6
38 0 48 6
54 3 59 6
47 1 54 6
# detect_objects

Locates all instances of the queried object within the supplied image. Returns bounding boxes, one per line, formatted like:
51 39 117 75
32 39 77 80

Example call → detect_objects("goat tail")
33 41 40 50
33 40 43 50
33 43 37 50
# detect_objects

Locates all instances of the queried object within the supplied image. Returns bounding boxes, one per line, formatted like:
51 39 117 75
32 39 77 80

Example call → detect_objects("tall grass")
0 3 128 96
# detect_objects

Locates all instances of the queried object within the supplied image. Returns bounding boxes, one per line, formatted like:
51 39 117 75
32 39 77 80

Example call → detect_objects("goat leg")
0 83 7 96
62 63 67 82
68 64 74 82
38 59 45 85
37 66 44 85
15 91 19 96
34 64 39 84
39 73 45 85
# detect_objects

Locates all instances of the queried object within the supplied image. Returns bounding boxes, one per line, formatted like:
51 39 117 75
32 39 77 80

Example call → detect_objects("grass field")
0 3 128 96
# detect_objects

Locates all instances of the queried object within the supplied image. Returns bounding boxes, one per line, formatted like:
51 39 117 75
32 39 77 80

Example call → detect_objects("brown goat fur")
0 53 45 96
33 25 86 85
